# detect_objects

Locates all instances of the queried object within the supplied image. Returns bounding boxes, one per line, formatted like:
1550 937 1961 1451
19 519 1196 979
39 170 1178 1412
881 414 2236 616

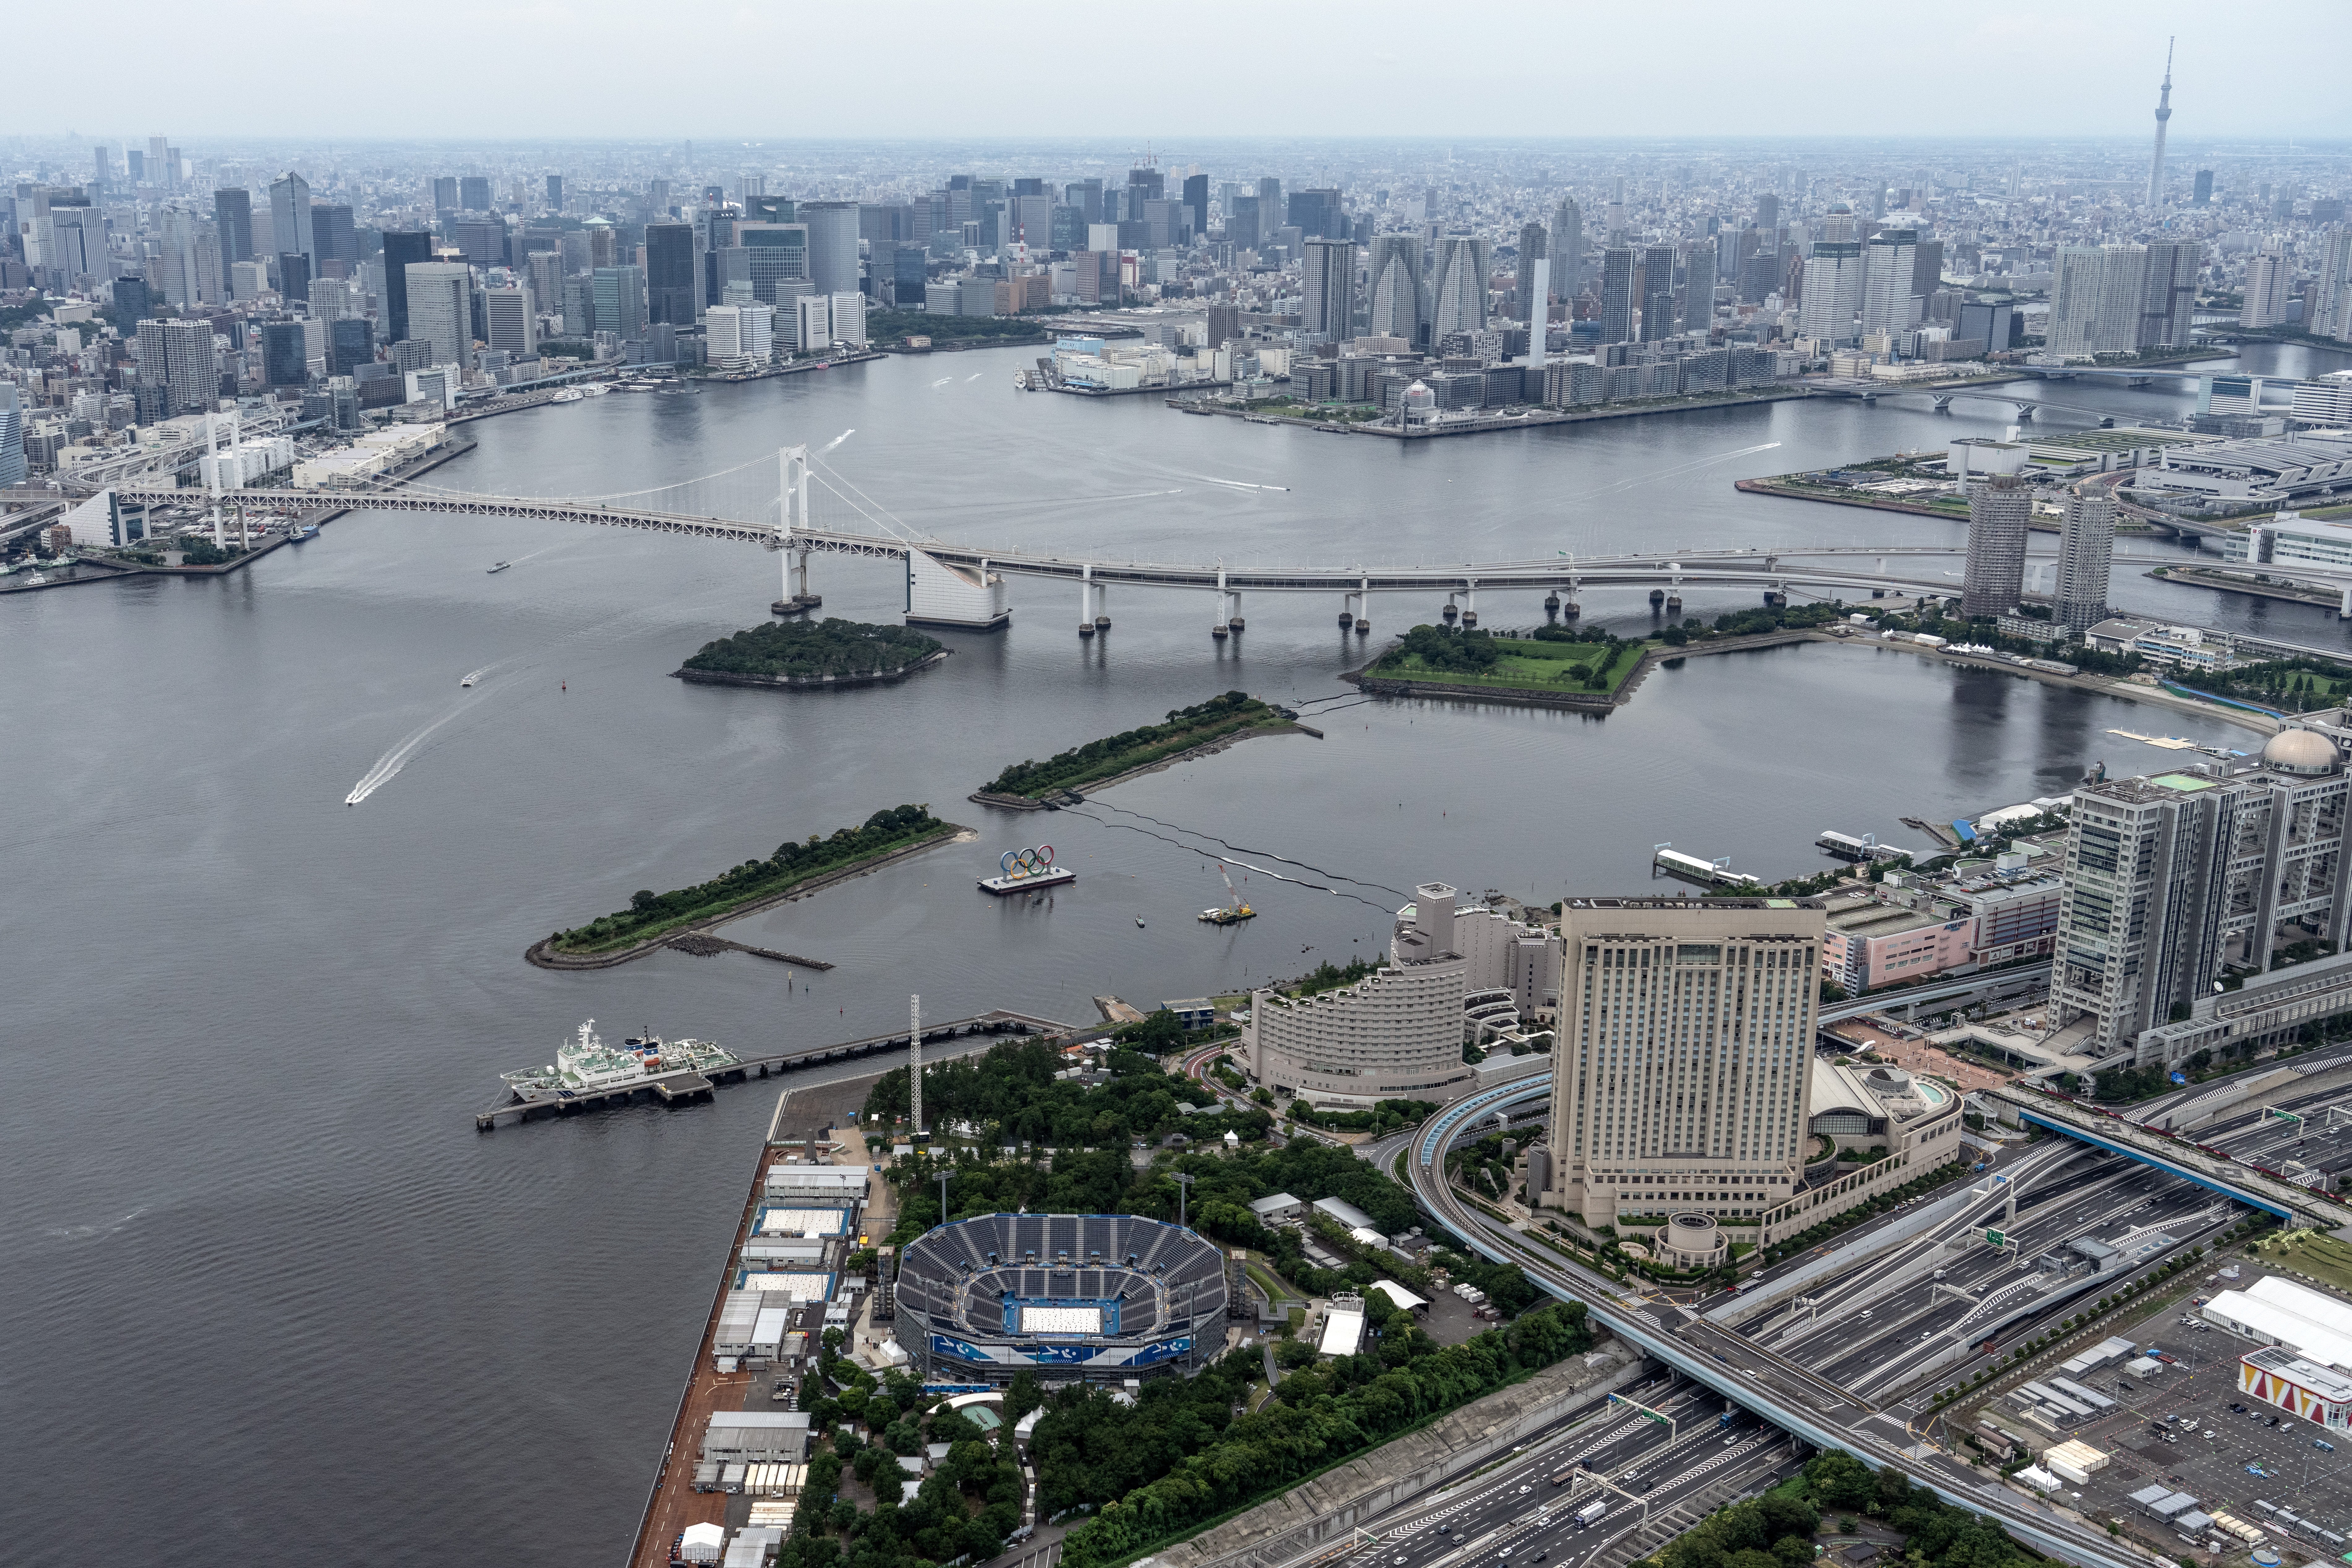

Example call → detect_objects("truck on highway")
1573 1499 1610 1529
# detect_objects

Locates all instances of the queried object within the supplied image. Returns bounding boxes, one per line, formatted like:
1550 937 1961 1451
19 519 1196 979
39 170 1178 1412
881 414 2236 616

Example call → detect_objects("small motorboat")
460 675 476 688
487 561 511 574
1135 918 1146 928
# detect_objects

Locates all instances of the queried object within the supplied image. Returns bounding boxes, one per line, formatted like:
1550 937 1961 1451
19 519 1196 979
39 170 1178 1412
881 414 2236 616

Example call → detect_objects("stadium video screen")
1019 1305 1102 1335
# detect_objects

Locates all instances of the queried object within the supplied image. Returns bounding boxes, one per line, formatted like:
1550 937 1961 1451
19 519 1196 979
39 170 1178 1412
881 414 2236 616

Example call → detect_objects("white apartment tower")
1798 242 1863 346
1858 229 1919 340
1539 898 1824 1232
2243 246 2294 330
484 286 538 357
2050 246 2151 357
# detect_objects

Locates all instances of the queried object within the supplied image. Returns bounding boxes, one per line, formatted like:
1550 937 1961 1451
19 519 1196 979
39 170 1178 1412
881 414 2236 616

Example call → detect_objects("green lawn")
1374 637 1649 696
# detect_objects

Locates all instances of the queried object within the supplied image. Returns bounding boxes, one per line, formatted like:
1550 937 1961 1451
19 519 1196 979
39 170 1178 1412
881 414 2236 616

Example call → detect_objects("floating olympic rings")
1000 845 1056 878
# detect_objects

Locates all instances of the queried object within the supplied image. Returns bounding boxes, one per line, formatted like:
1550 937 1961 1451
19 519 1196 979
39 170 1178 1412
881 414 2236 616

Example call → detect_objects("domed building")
2264 728 2342 777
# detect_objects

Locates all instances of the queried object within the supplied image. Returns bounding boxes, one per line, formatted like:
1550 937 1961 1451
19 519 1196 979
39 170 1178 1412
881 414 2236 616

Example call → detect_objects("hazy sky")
13 0 2352 143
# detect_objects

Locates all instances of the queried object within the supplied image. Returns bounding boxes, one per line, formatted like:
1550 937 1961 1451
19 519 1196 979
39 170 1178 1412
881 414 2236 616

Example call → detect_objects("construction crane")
1198 862 1255 926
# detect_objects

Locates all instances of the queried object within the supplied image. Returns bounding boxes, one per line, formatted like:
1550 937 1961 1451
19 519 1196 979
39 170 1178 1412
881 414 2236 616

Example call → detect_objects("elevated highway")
1404 1089 2180 1568
1982 1083 2347 1227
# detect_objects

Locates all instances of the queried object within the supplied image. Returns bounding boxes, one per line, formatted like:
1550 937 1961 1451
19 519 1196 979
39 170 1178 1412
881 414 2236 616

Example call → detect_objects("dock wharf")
472 1008 1075 1129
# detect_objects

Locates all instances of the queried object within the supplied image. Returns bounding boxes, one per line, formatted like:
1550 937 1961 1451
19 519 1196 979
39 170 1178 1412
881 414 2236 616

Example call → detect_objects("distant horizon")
9 0 2350 144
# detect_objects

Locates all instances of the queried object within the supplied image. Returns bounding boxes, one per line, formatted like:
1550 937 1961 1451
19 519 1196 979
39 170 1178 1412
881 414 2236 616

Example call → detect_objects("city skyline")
9 1 2352 140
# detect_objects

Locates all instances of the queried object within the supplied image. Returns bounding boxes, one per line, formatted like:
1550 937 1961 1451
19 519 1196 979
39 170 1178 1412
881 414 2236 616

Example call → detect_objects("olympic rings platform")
980 844 1073 895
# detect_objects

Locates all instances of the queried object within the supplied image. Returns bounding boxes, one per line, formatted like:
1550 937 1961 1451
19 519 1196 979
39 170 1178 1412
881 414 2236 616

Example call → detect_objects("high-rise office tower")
2313 228 2352 344
149 135 173 190
644 222 699 325
1552 196 1583 293
1516 222 1548 323
1858 229 1918 339
1638 244 1676 342
2192 169 2214 207
404 261 475 369
277 253 311 306
1596 246 1636 345
585 221 617 271
1911 238 1944 298
1365 233 1423 344
432 176 458 213
460 175 492 212
1961 474 2030 619
213 188 254 265
1256 177 1282 234
1182 174 1208 240
259 320 307 390
527 251 564 318
2147 38 2175 207
737 223 809 307
2053 492 2116 636
1228 195 1260 250
592 265 646 339
2242 246 2293 328
268 172 314 268
2139 240 2200 348
328 316 374 378
1537 897 1824 1233
483 287 537 357
799 203 859 298
1428 235 1490 340
0 385 24 488
2055 735 2352 1061
381 231 434 350
312 204 357 277
546 173 564 211
92 146 112 187
1755 193 1780 238
1302 239 1356 343
1686 276 1715 335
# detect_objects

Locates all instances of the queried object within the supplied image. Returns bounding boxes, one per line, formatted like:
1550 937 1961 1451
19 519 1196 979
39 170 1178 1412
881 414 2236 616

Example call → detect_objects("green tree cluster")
176 536 248 566
861 1038 1250 1155
1290 1097 1437 1134
1644 1452 2048 1568
1055 1301 1592 1567
682 617 942 680
1394 623 1503 672
985 693 1271 797
553 805 943 951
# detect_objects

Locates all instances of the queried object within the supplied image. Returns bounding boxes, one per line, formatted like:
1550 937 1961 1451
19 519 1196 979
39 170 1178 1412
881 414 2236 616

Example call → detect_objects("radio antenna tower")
2147 37 2175 209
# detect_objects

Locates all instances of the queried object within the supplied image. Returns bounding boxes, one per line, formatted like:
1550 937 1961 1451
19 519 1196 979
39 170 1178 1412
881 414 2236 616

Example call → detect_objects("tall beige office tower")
1539 897 1823 1234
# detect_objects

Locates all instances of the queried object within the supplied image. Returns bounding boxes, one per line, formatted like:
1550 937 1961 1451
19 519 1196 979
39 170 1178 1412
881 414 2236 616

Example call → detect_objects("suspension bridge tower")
771 444 822 617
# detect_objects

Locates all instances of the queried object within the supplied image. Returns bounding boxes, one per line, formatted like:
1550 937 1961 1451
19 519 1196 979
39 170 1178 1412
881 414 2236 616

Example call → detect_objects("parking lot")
1972 1268 2352 1563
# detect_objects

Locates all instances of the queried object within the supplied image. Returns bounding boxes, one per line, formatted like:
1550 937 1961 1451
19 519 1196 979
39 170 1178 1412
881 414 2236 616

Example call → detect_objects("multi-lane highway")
1351 1379 1794 1568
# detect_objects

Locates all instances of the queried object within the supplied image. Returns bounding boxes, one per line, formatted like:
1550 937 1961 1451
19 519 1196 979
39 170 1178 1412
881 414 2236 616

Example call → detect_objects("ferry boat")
580 383 611 397
486 561 511 574
550 388 587 404
288 523 318 541
499 1018 740 1103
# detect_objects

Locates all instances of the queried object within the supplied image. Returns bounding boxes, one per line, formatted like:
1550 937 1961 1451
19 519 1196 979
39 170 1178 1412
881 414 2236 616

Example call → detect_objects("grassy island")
1364 624 1647 697
677 617 944 687
546 804 956 955
979 691 1285 802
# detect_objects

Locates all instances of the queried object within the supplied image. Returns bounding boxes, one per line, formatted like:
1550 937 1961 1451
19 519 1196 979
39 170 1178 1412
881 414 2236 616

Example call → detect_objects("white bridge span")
106 444 1991 634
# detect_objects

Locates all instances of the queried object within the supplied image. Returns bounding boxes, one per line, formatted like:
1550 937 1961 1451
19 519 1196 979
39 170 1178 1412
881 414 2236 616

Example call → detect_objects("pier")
1651 843 1762 889
472 1008 1074 1129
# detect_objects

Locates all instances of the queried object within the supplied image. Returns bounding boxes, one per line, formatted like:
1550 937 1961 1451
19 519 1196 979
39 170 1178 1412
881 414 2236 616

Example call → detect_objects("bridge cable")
1074 801 1410 899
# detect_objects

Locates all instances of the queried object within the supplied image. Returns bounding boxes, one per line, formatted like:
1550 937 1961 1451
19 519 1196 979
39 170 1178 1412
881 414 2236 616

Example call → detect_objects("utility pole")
909 993 922 1137
937 1167 952 1227
1173 1171 1194 1230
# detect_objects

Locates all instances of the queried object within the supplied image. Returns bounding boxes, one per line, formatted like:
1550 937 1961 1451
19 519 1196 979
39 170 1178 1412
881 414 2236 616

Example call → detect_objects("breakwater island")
527 805 966 969
970 691 1305 808
672 618 946 690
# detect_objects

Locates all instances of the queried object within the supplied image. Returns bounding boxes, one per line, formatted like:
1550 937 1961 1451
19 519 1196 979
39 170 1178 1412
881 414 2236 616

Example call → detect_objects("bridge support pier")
1931 394 1953 412
1441 593 1459 625
2340 584 2351 621
1543 592 1561 620
1094 583 1110 632
1355 577 1371 634
1212 588 1230 639
1079 568 1095 637
1227 590 1243 634
1460 585 1478 628
2013 404 2035 422
1339 592 1357 629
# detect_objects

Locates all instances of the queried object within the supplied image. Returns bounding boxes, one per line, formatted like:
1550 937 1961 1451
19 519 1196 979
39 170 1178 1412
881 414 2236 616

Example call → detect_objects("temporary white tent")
680 1522 727 1564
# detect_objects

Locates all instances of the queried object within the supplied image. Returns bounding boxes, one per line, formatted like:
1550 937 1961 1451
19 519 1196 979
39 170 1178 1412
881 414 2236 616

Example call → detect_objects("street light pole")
1174 1171 1194 1230
937 1168 952 1227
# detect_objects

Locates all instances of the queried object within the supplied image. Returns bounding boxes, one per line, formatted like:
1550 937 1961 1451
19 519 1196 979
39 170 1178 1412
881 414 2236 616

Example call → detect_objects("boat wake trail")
344 703 476 805
822 429 854 453
965 372 984 382
1074 801 1409 900
1168 470 1291 493
931 377 954 389
1064 808 1396 911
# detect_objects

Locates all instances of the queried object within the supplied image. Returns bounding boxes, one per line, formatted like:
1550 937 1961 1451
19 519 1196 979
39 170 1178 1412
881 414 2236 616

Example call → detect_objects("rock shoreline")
672 648 950 690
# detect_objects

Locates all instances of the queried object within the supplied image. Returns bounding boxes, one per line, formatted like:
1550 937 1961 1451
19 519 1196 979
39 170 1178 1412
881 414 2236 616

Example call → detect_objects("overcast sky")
12 0 2352 144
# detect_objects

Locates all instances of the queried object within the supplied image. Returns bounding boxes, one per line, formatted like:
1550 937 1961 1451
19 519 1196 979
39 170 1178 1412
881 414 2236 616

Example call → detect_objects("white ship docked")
500 1018 740 1102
